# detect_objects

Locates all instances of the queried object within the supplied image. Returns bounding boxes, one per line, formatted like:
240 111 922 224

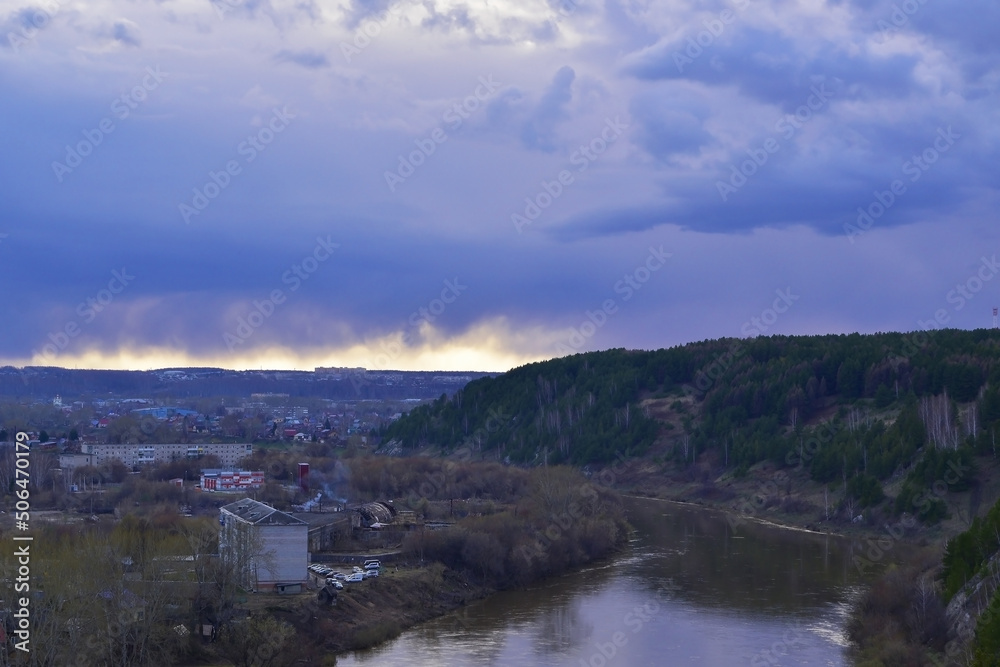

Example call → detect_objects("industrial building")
219 499 308 593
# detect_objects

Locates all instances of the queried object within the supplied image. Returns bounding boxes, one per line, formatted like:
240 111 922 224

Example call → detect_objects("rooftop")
220 499 306 526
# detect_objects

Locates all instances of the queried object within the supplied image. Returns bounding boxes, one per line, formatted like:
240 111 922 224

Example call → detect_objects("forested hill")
381 329 1000 492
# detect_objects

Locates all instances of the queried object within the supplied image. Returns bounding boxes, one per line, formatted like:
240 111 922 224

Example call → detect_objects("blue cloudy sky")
1 0 998 371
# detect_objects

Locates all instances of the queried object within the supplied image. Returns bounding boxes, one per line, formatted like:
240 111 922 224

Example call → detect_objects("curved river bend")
339 497 872 666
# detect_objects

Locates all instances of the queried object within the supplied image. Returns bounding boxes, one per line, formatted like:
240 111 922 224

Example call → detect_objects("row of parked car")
309 560 381 588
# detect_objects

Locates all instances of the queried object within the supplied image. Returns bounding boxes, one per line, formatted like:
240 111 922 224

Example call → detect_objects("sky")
1 0 998 372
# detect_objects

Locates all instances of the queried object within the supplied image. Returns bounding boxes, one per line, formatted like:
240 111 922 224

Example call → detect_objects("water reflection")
338 497 870 667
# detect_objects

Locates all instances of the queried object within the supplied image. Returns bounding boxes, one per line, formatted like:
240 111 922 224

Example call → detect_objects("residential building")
80 442 253 468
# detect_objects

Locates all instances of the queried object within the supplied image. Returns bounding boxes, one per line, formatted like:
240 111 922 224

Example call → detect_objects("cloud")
520 65 576 152
624 27 921 110
111 19 141 47
628 89 712 161
342 0 397 29
275 48 329 68
1 0 998 371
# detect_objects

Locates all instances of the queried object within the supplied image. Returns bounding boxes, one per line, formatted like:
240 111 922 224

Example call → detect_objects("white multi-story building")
80 442 253 468
219 499 308 592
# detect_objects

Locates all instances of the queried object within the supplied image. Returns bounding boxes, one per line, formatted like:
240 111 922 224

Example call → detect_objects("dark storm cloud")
551 119 975 240
0 210 645 362
624 27 919 109
1 0 998 368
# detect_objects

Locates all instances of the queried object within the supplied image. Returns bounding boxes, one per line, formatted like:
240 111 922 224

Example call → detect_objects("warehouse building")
219 499 308 593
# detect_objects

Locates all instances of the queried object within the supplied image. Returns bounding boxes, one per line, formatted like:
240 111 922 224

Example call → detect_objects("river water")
338 497 872 666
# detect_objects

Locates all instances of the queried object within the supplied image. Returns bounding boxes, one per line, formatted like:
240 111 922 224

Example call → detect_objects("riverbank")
608 451 1000 545
176 563 494 665
300 563 494 656
609 453 1000 666
333 493 873 666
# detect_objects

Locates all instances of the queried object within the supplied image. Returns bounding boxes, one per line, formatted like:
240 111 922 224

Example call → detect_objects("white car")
325 578 344 589
345 572 364 583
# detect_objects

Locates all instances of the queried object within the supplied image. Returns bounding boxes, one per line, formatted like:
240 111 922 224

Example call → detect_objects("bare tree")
919 391 959 449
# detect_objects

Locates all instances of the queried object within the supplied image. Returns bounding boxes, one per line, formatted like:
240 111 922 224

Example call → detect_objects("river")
338 497 872 666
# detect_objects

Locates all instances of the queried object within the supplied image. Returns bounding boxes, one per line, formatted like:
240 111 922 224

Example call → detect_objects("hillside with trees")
383 328 1000 665
382 330 1000 507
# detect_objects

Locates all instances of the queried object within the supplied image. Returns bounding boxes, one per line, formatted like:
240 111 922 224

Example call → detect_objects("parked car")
363 569 379 579
325 578 344 589
352 566 364 574
363 559 381 569
332 572 346 581
345 572 364 583
364 562 381 571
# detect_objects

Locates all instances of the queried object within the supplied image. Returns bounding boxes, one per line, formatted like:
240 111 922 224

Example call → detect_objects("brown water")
338 497 871 666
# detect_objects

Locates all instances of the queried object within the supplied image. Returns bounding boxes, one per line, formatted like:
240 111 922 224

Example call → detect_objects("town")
0 366 626 664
